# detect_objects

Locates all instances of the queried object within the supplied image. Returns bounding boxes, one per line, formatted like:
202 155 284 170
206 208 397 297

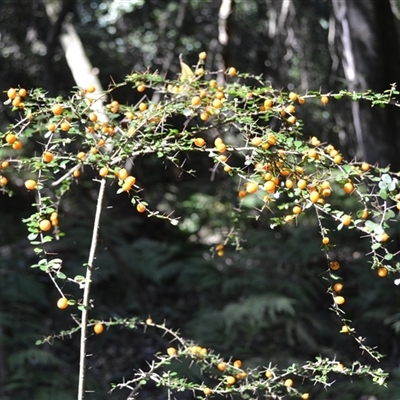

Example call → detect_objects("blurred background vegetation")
1 1 400 399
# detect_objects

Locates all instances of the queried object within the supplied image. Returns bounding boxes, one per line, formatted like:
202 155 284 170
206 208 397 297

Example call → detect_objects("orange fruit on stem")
322 237 330 245
227 67 237 77
329 260 340 270
24 179 37 190
136 203 146 213
217 362 227 371
343 182 354 194
51 104 63 115
12 140 23 150
334 296 345 305
284 378 293 387
193 137 206 147
246 182 258 194
377 267 388 277
293 206 302 215
99 167 109 177
57 297 68 309
5 133 16 144
39 219 52 232
94 323 104 335
7 88 17 99
167 347 177 356
341 214 352 226
43 152 54 163
225 376 236 385
321 95 329 105
333 282 343 292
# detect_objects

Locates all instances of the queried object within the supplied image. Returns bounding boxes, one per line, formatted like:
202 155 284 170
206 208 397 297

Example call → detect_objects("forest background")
2 1 400 399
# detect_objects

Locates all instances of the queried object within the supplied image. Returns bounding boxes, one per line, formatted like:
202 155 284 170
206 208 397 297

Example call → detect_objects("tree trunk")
332 0 400 169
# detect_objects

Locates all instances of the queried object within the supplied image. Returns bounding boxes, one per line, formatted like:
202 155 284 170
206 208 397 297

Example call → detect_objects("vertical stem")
77 178 106 400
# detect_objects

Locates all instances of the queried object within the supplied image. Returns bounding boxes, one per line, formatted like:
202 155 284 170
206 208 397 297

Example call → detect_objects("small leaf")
56 272 67 280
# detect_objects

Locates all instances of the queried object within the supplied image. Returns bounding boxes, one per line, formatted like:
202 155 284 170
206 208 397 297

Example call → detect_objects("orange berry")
60 121 70 131
321 95 329 105
309 191 320 203
51 104 63 115
138 102 147 112
233 360 242 368
251 137 262 147
24 179 37 190
378 232 390 242
7 88 17 99
297 179 307 190
57 297 68 309
125 176 136 186
246 182 258 194
39 219 52 232
264 98 273 109
341 214 352 226
217 362 227 371
191 96 201 106
301 393 310 400
227 67 237 77
334 155 342 164
137 84 146 92
361 162 370 172
225 376 236 385
200 112 209 121
122 182 132 191
5 133 16 144
89 112 98 122
289 92 298 101
209 79 217 89
212 98 222 108
267 135 277 145
199 51 207 60
203 387 212 396
12 140 22 150
193 137 206 147
343 182 354 194
284 378 293 387
136 203 146 213
73 169 81 177
238 190 247 198
322 237 330 245
167 347 177 356
86 85 96 93
298 97 306 105
334 296 345 305
287 115 296 124
329 260 340 270
333 282 343 292
0 176 8 186
264 180 276 193
12 96 21 107
265 370 273 378
77 151 86 160
1 161 9 169
285 179 294 189
18 88 27 97
43 152 54 163
216 142 227 153
99 167 109 177
94 323 104 335
117 168 129 180
50 212 58 222
293 205 302 215
47 123 56 132
377 267 388 277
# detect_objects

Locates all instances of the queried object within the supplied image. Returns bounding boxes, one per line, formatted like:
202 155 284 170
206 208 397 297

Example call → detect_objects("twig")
77 178 106 400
